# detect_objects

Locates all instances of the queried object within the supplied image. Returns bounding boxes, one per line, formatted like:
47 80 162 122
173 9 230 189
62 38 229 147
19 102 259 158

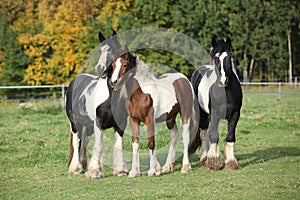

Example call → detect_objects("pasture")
0 93 299 199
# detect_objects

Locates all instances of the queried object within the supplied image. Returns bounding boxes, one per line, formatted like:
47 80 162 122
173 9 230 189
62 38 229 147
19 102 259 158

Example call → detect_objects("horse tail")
188 95 202 154
68 131 74 167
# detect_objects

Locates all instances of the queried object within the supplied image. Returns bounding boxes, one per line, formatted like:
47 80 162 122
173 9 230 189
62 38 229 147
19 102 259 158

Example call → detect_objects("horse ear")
226 37 232 49
112 30 117 36
211 35 218 48
124 44 129 53
98 32 106 42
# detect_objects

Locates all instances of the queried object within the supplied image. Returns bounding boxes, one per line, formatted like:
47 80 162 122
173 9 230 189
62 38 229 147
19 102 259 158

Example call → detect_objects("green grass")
0 94 299 199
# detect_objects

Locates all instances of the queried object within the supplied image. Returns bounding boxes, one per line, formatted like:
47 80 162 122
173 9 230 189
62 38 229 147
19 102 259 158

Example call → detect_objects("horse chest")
81 78 110 120
197 69 217 114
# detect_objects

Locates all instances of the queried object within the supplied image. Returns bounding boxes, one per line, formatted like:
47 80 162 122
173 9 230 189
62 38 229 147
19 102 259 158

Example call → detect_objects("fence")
0 85 66 107
0 82 300 106
241 82 300 100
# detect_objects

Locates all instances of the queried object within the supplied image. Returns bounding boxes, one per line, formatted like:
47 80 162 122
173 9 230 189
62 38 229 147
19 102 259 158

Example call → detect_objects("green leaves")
0 0 299 85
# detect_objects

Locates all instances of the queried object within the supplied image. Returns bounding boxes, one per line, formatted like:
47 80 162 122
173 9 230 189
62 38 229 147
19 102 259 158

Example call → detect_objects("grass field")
0 93 299 199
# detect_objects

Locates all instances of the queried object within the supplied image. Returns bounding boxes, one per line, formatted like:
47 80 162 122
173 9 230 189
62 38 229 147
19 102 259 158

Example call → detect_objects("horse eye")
123 63 128 68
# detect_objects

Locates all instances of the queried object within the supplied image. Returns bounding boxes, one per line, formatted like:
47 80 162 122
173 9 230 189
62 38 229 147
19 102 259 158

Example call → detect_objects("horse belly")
140 83 177 120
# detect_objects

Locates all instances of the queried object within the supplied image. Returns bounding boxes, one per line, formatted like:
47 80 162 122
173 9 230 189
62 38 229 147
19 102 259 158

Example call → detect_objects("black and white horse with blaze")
66 32 128 178
189 36 243 171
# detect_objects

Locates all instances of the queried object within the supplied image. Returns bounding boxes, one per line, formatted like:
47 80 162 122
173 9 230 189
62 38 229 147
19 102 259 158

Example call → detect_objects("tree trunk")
243 51 249 82
288 31 293 83
249 58 254 82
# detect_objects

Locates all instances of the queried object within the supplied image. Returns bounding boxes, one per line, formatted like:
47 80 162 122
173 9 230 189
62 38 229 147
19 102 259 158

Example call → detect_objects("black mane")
210 36 231 57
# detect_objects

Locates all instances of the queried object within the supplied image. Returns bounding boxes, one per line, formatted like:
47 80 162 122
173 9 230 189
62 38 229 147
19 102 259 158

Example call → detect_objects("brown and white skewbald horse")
110 47 200 178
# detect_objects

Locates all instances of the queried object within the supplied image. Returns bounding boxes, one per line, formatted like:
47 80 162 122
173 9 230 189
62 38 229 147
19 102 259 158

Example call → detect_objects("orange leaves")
3 0 135 85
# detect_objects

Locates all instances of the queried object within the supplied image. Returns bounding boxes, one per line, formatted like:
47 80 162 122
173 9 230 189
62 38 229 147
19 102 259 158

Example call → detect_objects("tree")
0 11 32 86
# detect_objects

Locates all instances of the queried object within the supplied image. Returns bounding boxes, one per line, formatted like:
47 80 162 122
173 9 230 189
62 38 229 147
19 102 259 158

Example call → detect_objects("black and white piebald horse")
66 31 128 178
110 47 200 178
189 36 243 171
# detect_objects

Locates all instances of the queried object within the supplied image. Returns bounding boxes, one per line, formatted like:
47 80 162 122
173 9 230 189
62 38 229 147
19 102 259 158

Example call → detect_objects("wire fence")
0 82 299 106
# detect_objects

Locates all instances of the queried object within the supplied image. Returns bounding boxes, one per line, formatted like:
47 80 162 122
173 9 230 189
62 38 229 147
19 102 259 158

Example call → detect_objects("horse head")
110 46 137 88
210 35 235 87
95 31 121 78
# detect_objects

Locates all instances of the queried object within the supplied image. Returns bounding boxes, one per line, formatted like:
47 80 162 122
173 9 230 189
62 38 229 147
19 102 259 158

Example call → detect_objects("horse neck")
105 75 114 95
124 71 142 99
134 56 156 82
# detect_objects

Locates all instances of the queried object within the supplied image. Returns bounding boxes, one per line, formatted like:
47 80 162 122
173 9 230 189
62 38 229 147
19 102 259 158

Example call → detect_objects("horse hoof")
68 164 84 174
206 157 224 171
181 164 192 173
225 160 241 170
199 160 206 168
128 171 140 178
113 170 129 177
162 163 175 173
86 169 104 179
148 168 161 176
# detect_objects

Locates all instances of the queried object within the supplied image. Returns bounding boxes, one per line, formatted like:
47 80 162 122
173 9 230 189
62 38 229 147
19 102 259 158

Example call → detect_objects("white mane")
134 55 157 82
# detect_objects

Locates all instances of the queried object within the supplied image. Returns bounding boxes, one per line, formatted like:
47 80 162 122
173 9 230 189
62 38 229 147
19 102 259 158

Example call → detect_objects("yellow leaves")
6 0 135 86
18 34 54 58
98 0 135 30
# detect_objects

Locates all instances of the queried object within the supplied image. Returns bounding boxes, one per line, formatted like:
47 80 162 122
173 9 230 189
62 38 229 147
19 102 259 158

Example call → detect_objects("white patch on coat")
111 58 122 83
207 143 221 159
113 131 127 174
86 121 104 178
79 75 109 120
129 142 140 178
162 125 179 172
224 142 236 163
68 131 82 173
134 57 185 119
197 65 217 114
148 149 161 176
95 44 110 74
182 119 190 167
219 52 228 85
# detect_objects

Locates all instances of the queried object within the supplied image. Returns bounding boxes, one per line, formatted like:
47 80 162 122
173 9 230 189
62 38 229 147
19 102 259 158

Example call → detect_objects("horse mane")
210 36 231 57
134 55 157 82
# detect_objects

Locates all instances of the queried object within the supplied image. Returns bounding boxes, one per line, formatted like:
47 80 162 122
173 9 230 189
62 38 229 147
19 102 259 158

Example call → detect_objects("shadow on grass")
238 146 300 168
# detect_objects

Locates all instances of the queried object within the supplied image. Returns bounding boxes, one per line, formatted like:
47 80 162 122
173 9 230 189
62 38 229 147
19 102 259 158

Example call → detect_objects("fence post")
61 84 65 108
278 82 282 101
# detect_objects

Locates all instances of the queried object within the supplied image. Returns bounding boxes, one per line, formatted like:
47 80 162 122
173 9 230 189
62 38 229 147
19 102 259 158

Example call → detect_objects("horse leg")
128 117 141 178
206 112 224 171
113 130 128 176
181 118 192 173
198 109 209 167
162 118 179 173
224 111 241 170
86 121 104 179
199 129 210 167
79 128 91 172
68 124 84 174
146 112 161 176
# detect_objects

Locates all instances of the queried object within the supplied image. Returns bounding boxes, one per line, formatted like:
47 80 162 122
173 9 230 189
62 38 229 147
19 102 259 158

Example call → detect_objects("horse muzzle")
110 80 117 88
219 77 228 87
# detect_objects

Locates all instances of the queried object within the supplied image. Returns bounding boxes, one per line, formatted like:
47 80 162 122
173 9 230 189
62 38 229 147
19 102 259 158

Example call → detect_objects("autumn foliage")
0 0 299 86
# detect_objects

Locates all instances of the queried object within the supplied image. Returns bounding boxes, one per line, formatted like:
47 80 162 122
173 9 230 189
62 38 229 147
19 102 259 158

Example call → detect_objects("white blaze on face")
95 45 110 73
219 52 228 85
111 58 122 83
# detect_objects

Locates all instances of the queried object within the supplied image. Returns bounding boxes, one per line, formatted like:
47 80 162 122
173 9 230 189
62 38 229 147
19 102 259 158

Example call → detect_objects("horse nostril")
110 80 117 88
101 70 107 78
